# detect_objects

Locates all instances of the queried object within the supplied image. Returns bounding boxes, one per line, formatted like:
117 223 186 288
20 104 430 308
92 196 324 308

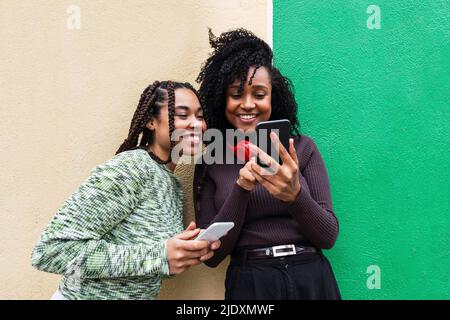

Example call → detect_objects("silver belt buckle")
272 244 296 257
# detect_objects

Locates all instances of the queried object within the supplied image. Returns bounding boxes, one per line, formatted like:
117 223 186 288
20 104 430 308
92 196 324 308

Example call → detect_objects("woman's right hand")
166 222 220 275
236 157 258 191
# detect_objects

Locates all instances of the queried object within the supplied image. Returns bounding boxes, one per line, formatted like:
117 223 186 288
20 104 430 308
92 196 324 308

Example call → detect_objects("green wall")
274 0 449 299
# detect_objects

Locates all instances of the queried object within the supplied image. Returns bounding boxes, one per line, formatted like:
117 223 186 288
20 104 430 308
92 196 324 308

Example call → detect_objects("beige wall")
0 0 268 299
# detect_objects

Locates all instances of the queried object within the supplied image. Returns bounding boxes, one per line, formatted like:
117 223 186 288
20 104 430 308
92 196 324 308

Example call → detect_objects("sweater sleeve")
31 151 171 279
196 171 251 268
286 138 339 249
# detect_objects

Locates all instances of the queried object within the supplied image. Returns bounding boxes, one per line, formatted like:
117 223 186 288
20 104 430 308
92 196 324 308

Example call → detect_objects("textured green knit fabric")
31 149 184 300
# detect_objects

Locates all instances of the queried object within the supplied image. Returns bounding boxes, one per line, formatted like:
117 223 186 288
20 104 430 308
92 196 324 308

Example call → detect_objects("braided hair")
116 81 204 165
196 28 301 136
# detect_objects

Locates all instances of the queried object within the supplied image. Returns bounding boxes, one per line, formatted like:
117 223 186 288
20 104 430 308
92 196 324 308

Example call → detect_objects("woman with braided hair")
32 80 220 300
194 29 341 300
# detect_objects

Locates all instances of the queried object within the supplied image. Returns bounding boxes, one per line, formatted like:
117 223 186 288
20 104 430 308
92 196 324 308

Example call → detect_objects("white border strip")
266 0 273 49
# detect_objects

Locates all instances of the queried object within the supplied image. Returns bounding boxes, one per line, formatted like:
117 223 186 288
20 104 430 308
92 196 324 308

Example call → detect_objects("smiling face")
147 88 206 157
225 66 272 132
172 88 206 156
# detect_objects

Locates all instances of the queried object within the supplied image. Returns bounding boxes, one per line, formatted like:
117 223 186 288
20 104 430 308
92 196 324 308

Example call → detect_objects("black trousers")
225 251 341 300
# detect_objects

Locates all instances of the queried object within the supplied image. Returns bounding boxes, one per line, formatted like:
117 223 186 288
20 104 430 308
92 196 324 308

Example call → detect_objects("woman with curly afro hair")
194 28 341 300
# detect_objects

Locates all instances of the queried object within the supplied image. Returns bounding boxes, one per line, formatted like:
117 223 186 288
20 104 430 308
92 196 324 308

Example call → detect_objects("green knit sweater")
31 149 184 300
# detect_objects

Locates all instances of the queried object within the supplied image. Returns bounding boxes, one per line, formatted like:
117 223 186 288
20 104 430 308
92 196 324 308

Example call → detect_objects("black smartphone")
255 119 291 166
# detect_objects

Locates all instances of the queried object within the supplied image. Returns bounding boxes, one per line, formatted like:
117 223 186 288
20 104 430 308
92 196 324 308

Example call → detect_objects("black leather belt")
232 244 317 260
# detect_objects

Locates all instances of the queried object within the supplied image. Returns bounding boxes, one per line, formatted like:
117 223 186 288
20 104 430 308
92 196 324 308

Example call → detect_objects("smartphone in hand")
195 222 235 242
255 119 290 166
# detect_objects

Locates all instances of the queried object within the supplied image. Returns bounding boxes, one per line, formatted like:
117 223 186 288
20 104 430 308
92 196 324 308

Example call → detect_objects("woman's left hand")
249 132 301 203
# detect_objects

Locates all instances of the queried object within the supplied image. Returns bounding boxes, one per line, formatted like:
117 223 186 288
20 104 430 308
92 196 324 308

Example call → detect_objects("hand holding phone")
250 121 302 203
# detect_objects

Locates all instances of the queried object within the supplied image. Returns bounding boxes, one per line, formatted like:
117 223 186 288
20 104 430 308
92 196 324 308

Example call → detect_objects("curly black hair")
193 28 302 216
116 81 204 164
196 28 301 137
